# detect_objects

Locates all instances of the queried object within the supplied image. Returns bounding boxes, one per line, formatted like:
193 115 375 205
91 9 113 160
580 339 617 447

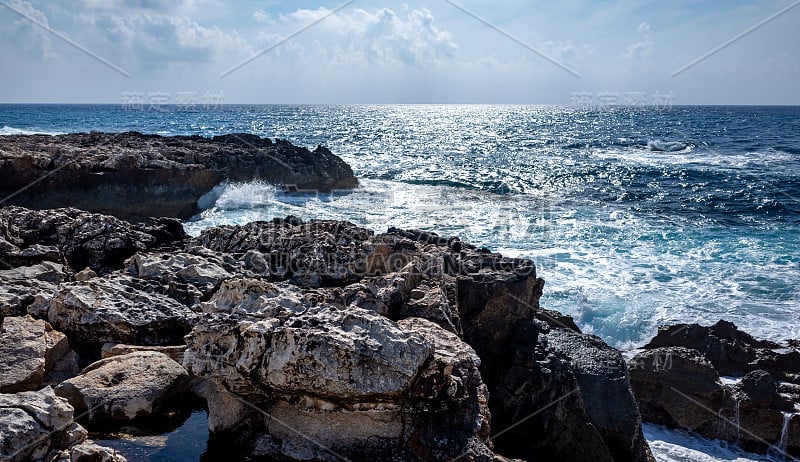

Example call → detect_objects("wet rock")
0 315 79 393
0 132 357 221
545 328 651 462
55 351 190 421
190 379 252 433
628 347 724 430
643 320 790 377
491 323 653 462
631 335 800 456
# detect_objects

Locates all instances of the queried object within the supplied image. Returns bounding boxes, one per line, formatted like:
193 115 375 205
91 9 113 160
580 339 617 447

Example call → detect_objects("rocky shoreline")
0 132 357 221
1 134 798 461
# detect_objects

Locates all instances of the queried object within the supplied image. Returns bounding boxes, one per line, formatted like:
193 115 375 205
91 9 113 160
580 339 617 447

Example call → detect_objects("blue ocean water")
2 104 799 461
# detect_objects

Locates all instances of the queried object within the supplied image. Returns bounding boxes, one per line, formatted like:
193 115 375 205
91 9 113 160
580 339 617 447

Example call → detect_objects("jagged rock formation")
0 205 653 461
0 316 79 393
0 132 358 221
630 321 800 456
0 206 186 275
0 387 125 462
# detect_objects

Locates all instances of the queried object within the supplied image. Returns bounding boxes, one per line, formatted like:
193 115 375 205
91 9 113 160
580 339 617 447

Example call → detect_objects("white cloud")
2 0 56 59
262 6 459 68
73 10 252 69
253 9 274 24
624 40 654 60
624 22 653 61
537 41 593 70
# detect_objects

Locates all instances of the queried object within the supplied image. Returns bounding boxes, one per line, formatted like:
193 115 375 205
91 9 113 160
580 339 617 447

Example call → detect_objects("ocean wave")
647 139 692 153
644 423 780 462
196 181 282 212
0 125 64 136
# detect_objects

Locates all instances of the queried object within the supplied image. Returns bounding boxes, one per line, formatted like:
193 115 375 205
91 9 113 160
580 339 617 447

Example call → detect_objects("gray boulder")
0 262 63 318
55 351 189 421
0 315 79 393
30 275 198 359
0 387 124 462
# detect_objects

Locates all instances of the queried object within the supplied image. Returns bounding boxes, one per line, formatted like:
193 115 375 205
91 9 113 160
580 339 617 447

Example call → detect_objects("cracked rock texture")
0 387 125 462
630 321 800 456
0 205 654 461
0 132 357 221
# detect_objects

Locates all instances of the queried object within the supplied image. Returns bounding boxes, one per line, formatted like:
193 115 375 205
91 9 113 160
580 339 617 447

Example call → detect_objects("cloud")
262 6 459 68
73 10 252 69
623 40 654 60
624 21 653 61
2 0 56 59
253 9 274 24
537 41 593 70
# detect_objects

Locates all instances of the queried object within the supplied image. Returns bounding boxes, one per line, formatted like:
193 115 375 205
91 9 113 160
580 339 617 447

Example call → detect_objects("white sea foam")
0 125 64 136
185 178 800 351
644 424 777 462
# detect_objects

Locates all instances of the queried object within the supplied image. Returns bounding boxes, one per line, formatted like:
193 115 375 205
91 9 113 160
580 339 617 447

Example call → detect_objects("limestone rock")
193 219 375 287
125 248 237 300
100 343 186 364
0 387 121 462
73 268 97 282
0 206 185 274
52 441 127 462
55 351 189 421
186 308 501 461
184 304 433 399
0 262 63 317
0 132 357 221
0 315 79 393
31 275 198 358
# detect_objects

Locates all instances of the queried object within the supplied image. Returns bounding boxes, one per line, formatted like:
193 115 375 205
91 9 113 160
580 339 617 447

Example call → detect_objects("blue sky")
0 0 798 104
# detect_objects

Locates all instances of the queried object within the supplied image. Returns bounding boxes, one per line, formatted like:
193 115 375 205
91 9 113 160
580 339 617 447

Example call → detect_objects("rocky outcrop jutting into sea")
629 320 800 457
0 205 655 462
0 132 358 221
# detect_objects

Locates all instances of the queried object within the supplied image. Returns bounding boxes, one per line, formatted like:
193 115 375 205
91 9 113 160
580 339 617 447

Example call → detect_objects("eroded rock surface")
631 323 800 456
0 315 79 393
0 207 654 461
55 351 190 422
30 275 198 359
0 387 125 462
0 206 184 274
0 132 357 221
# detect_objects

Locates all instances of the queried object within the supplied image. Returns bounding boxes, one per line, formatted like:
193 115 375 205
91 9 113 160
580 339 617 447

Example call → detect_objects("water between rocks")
94 410 210 461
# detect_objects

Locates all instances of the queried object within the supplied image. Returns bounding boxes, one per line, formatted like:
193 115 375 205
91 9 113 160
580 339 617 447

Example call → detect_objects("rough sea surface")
3 104 799 462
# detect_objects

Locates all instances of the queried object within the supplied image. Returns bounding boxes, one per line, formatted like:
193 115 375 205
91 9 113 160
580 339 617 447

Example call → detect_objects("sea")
2 104 798 462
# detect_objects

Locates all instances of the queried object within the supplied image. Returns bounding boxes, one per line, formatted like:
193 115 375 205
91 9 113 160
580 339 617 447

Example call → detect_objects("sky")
0 0 798 104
